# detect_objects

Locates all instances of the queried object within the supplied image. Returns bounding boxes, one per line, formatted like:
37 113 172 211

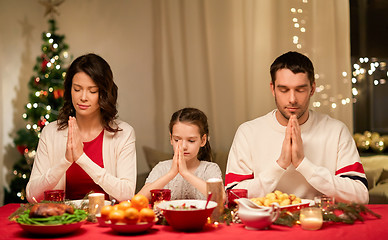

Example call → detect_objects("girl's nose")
182 140 188 150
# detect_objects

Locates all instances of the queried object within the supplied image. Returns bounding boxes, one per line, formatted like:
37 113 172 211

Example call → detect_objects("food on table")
131 194 149 211
15 203 87 225
102 194 155 224
117 200 132 211
108 209 126 224
250 190 302 207
167 203 198 210
139 208 156 223
29 203 74 218
100 205 113 220
124 207 139 224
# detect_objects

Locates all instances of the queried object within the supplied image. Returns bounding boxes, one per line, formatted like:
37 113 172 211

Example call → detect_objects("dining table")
1 203 386 240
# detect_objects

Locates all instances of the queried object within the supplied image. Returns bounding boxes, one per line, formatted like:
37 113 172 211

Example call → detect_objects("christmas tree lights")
4 17 70 203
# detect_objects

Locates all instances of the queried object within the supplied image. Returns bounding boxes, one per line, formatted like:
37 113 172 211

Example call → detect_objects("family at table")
25 51 369 205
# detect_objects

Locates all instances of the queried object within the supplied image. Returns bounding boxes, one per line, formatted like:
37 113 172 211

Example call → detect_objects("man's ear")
310 82 316 96
270 82 275 97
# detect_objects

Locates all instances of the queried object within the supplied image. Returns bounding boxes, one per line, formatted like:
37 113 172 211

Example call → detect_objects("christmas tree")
4 16 70 203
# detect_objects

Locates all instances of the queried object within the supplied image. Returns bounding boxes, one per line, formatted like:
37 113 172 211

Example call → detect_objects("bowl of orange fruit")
97 194 156 234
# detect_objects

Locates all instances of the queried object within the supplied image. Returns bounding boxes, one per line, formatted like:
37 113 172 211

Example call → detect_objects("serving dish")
18 220 85 235
157 199 217 232
246 199 314 212
279 199 314 212
65 199 111 209
105 221 155 234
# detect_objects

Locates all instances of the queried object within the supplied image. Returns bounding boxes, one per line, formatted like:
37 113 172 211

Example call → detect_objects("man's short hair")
270 51 315 86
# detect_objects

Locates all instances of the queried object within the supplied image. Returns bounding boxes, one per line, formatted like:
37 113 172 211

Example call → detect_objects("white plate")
18 220 86 236
106 221 155 234
248 199 314 212
65 199 111 209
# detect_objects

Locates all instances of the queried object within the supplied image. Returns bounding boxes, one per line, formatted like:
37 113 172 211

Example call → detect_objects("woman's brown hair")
57 53 120 132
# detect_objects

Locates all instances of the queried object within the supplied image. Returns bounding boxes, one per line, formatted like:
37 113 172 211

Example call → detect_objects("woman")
26 53 136 202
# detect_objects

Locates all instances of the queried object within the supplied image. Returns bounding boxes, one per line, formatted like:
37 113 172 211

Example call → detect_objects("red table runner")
1 203 386 240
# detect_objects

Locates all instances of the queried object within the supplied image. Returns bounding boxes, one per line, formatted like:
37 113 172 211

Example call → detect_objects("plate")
65 199 111 209
106 221 155 234
249 199 314 212
280 199 314 212
18 220 85 235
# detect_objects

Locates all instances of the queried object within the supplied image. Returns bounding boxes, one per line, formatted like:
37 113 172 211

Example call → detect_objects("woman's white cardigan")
26 120 137 202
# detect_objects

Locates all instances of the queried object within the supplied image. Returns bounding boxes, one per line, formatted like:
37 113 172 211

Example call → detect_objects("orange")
131 194 149 211
100 205 113 220
112 204 120 211
118 200 132 211
139 208 156 223
108 209 125 224
124 207 139 224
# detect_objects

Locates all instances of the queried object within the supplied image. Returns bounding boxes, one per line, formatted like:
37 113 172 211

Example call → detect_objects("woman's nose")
81 90 87 101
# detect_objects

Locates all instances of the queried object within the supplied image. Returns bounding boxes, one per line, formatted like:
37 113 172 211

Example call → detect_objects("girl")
138 107 222 200
26 53 136 202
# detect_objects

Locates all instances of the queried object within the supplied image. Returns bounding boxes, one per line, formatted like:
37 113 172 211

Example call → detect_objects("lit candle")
300 207 323 230
88 193 105 216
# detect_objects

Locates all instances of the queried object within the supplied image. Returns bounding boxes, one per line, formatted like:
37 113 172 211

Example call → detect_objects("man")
225 51 369 203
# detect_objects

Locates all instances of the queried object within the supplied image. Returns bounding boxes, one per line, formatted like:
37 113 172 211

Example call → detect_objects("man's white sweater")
225 110 369 203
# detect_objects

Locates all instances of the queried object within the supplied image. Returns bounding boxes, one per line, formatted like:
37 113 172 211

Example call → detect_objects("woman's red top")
66 130 108 200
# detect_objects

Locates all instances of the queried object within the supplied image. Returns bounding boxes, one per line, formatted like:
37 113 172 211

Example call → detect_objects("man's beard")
275 96 308 120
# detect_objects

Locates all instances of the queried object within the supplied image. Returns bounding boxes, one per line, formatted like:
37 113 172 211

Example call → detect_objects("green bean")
16 209 87 225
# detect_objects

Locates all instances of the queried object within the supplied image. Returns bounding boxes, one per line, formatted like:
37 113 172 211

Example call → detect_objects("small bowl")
157 199 217 232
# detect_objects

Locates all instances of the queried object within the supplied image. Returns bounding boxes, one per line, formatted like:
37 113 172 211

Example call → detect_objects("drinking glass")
44 190 65 202
150 189 171 208
314 195 335 213
227 189 248 209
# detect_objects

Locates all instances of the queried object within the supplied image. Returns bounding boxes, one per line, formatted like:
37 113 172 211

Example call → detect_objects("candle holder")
44 190 65 202
227 189 247 209
150 189 171 208
88 193 105 219
299 207 323 230
206 178 224 223
314 195 335 214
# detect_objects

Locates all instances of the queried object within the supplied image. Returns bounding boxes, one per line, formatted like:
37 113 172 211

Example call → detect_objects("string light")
46 32 51 38
290 1 352 110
